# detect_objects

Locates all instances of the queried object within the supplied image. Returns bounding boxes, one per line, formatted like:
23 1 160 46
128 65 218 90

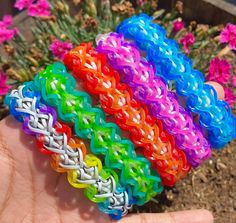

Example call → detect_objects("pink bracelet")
96 32 212 167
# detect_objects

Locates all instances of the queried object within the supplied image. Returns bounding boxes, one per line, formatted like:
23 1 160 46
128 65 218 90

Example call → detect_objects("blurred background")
1 0 236 20
0 0 16 17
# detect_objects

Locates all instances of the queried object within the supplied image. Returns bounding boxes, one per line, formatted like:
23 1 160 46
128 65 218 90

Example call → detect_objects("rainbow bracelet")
4 82 133 219
95 32 211 167
63 43 191 186
117 13 236 148
33 62 164 206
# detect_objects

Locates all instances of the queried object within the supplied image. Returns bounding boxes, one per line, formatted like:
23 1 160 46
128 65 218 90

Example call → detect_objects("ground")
134 140 236 223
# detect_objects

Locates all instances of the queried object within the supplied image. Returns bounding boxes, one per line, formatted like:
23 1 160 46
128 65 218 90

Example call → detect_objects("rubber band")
32 62 163 206
117 13 236 148
95 33 212 168
4 82 133 219
63 43 191 186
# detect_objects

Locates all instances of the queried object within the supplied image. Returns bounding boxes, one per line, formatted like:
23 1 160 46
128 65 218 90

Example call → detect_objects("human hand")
0 81 222 223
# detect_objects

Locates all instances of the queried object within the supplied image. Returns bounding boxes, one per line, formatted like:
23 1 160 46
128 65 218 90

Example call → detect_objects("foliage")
0 0 235 120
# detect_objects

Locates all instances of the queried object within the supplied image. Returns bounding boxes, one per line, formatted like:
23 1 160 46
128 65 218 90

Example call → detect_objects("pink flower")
0 72 11 96
0 15 18 44
136 0 145 6
172 20 184 33
232 76 236 87
0 28 18 44
28 0 51 17
207 58 232 84
0 15 13 28
220 23 236 50
15 0 50 17
224 87 235 107
179 32 195 53
49 39 73 60
14 0 33 10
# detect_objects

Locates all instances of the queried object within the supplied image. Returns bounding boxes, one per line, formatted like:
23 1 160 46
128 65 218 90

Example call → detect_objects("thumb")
205 81 225 100
192 81 225 122
117 209 214 223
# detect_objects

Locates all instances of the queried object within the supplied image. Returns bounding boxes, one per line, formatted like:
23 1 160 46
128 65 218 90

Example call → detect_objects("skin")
0 81 222 223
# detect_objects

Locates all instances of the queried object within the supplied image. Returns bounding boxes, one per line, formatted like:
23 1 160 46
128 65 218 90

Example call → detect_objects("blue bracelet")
117 13 236 149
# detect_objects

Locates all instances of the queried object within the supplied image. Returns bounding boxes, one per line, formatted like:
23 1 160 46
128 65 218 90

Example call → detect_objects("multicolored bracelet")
117 13 236 148
5 82 133 219
63 43 191 186
32 62 163 206
95 32 211 167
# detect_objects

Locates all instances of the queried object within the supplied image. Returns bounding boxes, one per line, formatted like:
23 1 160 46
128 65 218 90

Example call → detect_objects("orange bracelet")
64 43 191 186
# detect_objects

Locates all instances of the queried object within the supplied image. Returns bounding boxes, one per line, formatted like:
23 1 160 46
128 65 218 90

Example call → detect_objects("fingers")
205 81 225 100
191 81 225 123
118 209 214 223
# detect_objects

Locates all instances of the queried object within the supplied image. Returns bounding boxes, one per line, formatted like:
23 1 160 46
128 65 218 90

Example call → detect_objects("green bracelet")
33 62 163 205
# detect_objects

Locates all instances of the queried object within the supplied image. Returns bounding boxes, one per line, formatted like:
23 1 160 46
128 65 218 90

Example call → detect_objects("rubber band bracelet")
63 43 191 186
4 82 134 220
32 62 163 206
95 33 211 168
117 13 236 148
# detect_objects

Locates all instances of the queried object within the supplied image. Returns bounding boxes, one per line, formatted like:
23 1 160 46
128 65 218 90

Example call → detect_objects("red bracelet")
64 43 191 186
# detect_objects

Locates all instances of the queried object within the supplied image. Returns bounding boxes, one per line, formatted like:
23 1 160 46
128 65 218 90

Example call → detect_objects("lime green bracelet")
33 62 163 206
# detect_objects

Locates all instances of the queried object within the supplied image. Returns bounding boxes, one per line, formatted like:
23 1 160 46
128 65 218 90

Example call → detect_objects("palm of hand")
0 117 214 223
0 117 109 223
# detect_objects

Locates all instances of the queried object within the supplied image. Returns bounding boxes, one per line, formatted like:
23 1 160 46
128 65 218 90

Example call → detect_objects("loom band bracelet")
149 49 236 148
32 62 164 205
4 83 134 219
63 43 191 186
95 39 211 167
116 14 177 55
38 66 164 202
145 51 232 132
95 33 212 166
95 34 210 166
95 33 209 147
116 14 167 51
5 83 134 214
117 14 236 148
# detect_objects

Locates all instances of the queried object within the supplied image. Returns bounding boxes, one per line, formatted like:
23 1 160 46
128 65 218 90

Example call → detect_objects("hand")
0 81 222 223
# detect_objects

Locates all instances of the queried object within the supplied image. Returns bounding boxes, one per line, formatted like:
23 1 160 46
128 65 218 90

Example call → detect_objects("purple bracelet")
96 32 212 167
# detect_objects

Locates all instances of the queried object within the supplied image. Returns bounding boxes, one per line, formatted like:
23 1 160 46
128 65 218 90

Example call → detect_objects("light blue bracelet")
117 13 236 149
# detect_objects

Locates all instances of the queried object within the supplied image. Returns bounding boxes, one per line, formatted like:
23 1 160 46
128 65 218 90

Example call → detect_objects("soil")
134 140 236 223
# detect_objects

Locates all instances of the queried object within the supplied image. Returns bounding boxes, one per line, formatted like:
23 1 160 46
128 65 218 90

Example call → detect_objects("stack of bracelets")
4 13 236 220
